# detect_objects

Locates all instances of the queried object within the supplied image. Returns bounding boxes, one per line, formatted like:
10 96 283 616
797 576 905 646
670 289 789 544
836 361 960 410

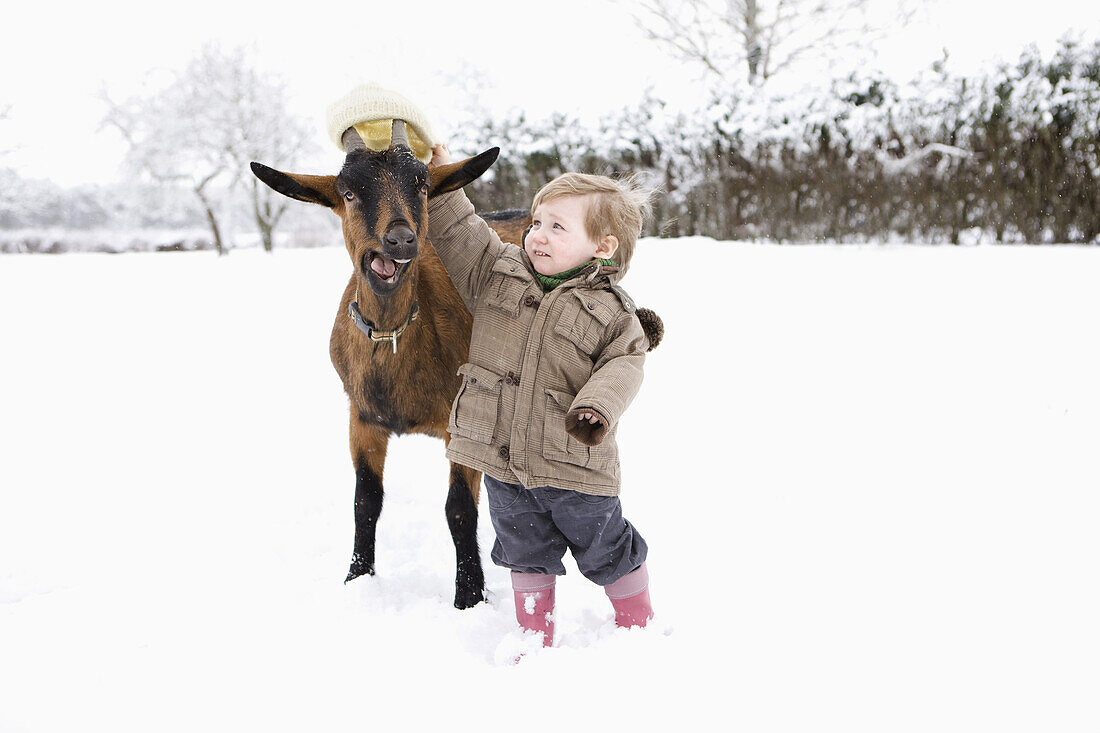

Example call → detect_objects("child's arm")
565 312 649 446
427 143 507 310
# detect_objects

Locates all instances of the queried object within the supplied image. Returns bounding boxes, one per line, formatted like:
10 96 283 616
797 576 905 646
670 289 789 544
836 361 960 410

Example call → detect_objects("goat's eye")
344 191 355 201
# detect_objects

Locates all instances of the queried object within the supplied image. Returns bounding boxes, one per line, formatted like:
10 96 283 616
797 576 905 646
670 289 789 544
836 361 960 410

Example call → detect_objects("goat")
478 208 531 245
250 121 517 608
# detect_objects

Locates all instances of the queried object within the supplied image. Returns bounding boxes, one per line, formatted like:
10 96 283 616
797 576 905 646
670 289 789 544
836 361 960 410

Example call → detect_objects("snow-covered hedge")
456 40 1100 244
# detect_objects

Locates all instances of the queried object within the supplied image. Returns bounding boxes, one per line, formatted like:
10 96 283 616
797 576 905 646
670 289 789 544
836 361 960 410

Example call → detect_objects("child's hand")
565 408 608 447
430 143 451 167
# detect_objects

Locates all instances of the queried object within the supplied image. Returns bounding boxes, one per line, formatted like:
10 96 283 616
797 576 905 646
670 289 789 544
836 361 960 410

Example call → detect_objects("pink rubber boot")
604 563 653 628
512 572 556 647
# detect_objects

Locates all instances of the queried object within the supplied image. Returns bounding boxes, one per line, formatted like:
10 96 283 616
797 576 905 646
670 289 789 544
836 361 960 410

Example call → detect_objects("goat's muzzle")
384 224 416 250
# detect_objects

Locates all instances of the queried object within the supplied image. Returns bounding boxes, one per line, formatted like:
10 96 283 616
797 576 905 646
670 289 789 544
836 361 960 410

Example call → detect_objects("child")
429 143 657 647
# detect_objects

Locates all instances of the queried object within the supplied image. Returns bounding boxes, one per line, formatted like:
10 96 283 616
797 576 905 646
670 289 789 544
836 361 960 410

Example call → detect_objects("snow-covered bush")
458 39 1099 244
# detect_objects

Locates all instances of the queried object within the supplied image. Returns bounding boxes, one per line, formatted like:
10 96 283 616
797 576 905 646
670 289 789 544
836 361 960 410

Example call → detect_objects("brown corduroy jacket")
429 190 650 496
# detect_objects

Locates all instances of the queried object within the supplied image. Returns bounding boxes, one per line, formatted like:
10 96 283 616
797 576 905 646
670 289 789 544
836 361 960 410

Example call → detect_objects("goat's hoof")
454 585 486 610
345 557 375 584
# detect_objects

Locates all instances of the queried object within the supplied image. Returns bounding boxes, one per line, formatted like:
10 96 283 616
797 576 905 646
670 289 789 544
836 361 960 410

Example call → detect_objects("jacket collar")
580 260 621 288
516 251 620 289
515 248 621 290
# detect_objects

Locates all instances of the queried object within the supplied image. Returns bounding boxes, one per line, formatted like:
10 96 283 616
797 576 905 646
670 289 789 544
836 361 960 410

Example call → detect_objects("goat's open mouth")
366 251 412 285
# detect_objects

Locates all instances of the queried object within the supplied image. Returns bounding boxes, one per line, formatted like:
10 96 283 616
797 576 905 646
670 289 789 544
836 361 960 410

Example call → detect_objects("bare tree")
630 0 912 87
192 46 315 252
104 75 228 253
103 45 314 254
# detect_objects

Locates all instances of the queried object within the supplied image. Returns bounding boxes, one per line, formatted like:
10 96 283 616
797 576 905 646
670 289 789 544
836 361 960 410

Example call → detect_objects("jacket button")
523 294 538 307
498 446 510 460
587 302 595 310
506 371 518 385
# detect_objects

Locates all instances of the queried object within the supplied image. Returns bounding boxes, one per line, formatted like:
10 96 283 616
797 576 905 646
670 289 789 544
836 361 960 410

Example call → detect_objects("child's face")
525 195 617 276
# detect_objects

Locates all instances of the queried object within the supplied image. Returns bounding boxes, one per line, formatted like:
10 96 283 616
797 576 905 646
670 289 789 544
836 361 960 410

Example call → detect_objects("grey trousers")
484 474 648 586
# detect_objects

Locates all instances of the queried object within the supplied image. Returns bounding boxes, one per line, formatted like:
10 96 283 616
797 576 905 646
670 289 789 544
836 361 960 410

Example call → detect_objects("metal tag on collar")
348 301 417 354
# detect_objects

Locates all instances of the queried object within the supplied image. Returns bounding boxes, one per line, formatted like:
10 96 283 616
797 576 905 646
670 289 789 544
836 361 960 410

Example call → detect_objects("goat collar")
348 300 419 354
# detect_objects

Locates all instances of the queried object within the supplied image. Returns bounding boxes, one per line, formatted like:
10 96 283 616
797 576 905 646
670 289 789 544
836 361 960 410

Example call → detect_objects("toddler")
429 143 657 647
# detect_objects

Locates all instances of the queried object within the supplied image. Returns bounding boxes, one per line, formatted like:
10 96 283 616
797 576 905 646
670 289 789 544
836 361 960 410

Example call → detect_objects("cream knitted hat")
326 83 436 163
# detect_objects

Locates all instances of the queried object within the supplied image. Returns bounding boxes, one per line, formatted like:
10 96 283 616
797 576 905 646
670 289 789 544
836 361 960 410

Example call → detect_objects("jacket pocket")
553 290 615 355
483 258 530 317
542 388 590 467
449 363 503 444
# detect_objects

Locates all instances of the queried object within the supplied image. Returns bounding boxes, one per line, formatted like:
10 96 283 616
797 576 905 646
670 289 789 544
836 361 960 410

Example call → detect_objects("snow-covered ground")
2 240 1098 732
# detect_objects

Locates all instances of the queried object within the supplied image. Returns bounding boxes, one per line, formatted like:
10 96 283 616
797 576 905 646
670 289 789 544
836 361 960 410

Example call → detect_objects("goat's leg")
446 462 486 609
346 415 389 584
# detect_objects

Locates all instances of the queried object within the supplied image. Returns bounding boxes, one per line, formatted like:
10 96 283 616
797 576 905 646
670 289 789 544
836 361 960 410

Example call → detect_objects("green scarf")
535 258 616 292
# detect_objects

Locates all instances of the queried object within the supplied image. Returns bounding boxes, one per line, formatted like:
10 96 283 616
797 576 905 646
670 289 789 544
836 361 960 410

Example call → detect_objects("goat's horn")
390 119 409 150
342 127 367 153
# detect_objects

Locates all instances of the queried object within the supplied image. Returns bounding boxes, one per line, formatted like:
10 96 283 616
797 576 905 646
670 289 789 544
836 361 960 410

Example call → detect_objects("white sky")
2 0 1098 186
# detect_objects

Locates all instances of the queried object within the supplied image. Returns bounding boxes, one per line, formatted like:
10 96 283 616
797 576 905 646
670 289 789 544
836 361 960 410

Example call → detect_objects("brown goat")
250 122 518 608
479 208 531 245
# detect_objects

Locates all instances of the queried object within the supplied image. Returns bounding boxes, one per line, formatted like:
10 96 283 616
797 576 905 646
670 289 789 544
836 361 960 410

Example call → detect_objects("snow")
1 240 1098 731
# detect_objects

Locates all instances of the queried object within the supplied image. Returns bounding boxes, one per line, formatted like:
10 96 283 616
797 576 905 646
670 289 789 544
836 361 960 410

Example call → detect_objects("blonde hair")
531 172 653 276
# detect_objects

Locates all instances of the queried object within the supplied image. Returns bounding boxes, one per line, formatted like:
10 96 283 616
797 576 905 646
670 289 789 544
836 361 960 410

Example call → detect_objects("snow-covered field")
2 240 1098 732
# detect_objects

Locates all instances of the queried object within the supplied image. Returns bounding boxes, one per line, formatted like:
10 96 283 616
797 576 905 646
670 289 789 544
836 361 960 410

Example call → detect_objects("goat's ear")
250 162 338 208
428 147 500 198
